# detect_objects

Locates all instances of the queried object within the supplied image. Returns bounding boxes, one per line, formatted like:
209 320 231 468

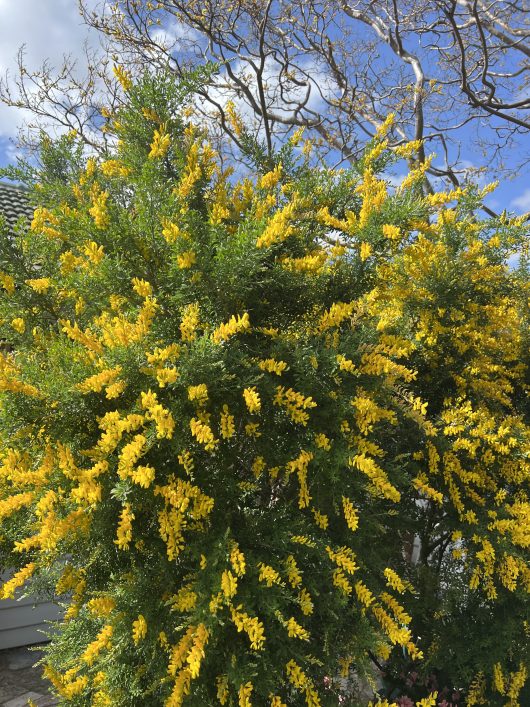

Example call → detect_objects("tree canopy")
0 73 528 706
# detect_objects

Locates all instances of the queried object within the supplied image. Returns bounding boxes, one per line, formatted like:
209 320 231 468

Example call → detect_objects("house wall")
0 573 61 649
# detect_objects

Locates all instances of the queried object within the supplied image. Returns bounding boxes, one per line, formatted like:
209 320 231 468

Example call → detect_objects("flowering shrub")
0 74 528 706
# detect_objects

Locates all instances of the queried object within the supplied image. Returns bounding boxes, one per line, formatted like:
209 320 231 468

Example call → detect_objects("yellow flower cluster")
258 563 282 586
243 386 261 414
382 224 401 240
0 562 36 599
274 386 316 425
162 220 188 243
312 508 328 529
230 544 246 576
280 251 328 273
188 383 208 405
25 278 51 294
225 100 244 137
412 474 443 505
101 159 131 178
238 681 253 707
141 389 175 439
356 169 387 227
177 250 196 269
149 127 171 159
212 312 250 344
132 277 152 298
342 497 359 531
167 624 209 705
256 200 298 248
351 394 397 435
89 187 110 229
190 417 218 452
314 432 331 451
11 318 25 334
114 503 134 550
298 588 313 615
231 607 265 650
77 366 122 395
285 555 302 588
285 616 310 641
0 491 34 521
355 580 375 607
31 206 63 239
87 597 115 617
155 477 213 560
82 625 113 665
0 271 15 294
259 163 282 190
113 64 132 91
285 660 321 707
170 585 198 612
286 450 313 508
318 301 356 331
383 568 406 594
221 569 238 599
175 143 202 199
132 614 147 644
220 404 235 439
257 358 287 375
349 454 401 503
180 302 200 342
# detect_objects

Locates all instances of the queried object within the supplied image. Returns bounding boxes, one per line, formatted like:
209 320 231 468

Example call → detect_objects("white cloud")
0 0 100 138
511 188 530 213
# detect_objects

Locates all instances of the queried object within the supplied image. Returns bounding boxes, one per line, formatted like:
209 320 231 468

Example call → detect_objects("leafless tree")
1 1 529 192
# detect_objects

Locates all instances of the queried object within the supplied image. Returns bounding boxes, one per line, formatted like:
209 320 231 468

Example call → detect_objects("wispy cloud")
0 0 100 140
511 188 530 213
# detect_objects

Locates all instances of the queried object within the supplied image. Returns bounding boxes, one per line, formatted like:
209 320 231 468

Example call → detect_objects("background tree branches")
1 0 529 192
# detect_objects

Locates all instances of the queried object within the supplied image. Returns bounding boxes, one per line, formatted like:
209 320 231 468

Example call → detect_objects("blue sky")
0 0 528 215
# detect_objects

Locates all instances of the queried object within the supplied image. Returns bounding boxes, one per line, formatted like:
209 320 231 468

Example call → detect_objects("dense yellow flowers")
0 562 36 599
220 404 235 439
113 64 132 91
231 607 266 650
383 568 406 594
342 496 359 531
89 187 110 229
258 358 287 375
258 563 282 586
256 200 298 248
274 386 316 425
243 386 261 413
25 277 51 294
188 383 208 404
149 127 171 159
132 615 147 644
82 625 113 665
238 681 253 707
212 312 250 343
190 417 218 451
2 82 528 707
115 503 134 550
177 250 196 269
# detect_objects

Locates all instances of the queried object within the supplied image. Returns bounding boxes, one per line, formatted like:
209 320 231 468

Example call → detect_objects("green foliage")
0 74 528 707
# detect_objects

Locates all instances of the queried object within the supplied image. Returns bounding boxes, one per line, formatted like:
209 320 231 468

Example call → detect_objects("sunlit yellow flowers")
243 387 261 414
149 127 171 159
132 615 147 644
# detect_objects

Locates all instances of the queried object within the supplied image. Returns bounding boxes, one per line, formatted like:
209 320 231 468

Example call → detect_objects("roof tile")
0 182 33 235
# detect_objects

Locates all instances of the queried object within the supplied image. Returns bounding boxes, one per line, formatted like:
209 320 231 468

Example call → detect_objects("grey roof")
0 182 33 235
